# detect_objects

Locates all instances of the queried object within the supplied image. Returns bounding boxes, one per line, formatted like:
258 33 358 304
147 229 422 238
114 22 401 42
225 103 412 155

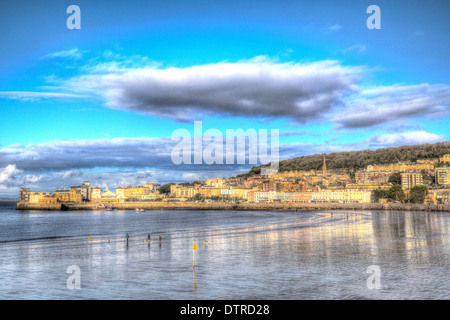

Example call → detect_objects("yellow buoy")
192 242 198 267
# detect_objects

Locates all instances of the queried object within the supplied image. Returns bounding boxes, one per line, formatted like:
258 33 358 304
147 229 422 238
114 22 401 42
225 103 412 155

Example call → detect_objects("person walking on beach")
126 233 129 245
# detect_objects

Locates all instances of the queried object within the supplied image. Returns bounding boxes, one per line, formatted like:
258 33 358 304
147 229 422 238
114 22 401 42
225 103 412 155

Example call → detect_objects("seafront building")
91 187 123 203
170 185 197 199
311 190 372 203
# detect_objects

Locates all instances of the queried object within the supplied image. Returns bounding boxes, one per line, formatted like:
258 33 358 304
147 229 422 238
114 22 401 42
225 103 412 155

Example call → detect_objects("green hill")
243 141 450 177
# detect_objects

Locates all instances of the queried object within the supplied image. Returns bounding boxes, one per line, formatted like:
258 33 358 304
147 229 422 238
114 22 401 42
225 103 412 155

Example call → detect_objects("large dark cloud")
0 134 279 172
0 138 173 171
65 57 362 122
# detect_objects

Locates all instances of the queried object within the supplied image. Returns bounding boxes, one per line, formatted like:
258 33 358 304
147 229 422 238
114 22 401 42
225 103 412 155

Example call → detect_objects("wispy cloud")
328 24 342 31
366 131 446 147
342 44 367 55
0 91 87 102
42 48 84 60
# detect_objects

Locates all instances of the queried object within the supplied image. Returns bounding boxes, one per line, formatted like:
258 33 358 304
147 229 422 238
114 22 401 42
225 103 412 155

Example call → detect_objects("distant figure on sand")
126 233 129 245
147 234 151 242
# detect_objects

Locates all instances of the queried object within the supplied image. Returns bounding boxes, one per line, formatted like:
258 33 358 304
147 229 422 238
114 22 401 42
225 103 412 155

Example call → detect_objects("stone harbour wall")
15 201 450 212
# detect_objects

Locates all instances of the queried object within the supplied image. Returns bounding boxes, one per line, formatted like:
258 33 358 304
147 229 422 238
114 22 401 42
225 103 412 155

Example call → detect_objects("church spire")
323 154 327 176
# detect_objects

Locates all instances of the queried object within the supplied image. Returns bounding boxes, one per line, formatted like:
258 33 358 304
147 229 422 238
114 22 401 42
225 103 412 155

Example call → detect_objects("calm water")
1 201 450 299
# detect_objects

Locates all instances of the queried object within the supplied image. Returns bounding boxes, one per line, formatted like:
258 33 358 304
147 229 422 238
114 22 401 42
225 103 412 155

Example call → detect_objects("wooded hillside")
244 141 450 176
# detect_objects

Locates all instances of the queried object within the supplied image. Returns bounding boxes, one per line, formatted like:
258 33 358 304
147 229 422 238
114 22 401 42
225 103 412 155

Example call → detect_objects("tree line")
245 141 450 176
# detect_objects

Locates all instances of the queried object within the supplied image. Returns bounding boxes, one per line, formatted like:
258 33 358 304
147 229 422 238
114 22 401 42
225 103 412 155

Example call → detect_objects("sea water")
1 201 450 299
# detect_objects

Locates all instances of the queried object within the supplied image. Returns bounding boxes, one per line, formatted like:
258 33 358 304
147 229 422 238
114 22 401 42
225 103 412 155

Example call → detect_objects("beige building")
142 192 160 200
198 187 221 198
249 190 372 203
123 185 153 198
430 189 450 204
355 170 390 184
401 172 423 190
253 191 295 203
346 183 391 191
435 167 450 185
115 187 125 199
170 185 197 198
205 178 225 188
54 188 82 202
311 190 372 203
439 154 450 164
29 192 43 203
91 187 121 203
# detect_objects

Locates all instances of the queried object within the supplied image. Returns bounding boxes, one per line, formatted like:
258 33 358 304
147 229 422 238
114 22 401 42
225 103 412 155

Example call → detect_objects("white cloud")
62 170 82 179
42 48 84 60
20 174 43 184
342 44 367 55
367 131 446 147
328 24 342 31
0 91 86 102
0 164 22 184
0 165 43 197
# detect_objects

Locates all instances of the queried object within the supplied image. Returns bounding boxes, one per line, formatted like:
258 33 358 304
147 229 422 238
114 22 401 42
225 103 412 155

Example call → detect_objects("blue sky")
0 0 449 196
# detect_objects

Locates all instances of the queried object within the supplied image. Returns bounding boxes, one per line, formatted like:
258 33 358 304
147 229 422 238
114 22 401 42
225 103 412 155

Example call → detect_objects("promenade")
15 201 450 212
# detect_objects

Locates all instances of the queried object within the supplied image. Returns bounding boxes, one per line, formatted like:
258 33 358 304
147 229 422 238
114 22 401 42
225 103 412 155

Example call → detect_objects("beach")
2 201 450 299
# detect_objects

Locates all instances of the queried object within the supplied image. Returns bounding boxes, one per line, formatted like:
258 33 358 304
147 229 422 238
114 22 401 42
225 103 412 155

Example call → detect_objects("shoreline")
15 201 450 212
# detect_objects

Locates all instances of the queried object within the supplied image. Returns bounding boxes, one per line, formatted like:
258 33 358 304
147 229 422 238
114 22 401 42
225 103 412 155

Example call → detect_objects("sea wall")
15 202 62 211
15 201 450 212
